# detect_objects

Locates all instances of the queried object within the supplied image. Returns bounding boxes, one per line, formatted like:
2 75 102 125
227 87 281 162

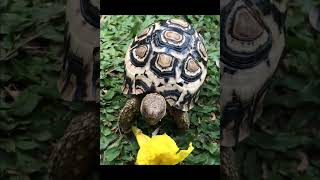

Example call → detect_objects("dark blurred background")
235 0 320 179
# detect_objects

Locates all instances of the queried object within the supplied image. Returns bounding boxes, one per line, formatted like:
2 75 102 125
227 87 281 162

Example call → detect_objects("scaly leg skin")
119 96 141 133
221 146 239 180
49 108 99 180
168 107 190 130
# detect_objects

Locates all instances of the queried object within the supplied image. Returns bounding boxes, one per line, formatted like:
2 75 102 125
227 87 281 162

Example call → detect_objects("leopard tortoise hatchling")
119 19 208 133
220 0 288 179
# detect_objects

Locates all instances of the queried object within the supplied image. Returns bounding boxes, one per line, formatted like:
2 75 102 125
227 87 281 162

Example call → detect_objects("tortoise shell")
123 19 208 111
57 0 99 102
220 0 287 146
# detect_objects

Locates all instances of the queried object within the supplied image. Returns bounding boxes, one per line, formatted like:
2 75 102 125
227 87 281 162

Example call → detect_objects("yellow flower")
132 126 194 165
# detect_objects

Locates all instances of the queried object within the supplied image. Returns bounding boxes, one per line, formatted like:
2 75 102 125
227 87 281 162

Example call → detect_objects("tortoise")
220 0 288 179
49 0 100 179
119 18 208 133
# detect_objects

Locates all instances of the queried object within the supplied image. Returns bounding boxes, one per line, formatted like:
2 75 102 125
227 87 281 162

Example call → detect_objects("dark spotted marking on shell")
164 31 183 43
177 82 183 86
162 89 181 101
135 79 150 93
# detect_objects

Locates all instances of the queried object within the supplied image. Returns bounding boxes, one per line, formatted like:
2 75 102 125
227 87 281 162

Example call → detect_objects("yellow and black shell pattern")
123 19 208 112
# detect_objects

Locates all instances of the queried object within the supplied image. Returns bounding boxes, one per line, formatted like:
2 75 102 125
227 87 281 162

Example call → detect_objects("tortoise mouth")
145 117 162 126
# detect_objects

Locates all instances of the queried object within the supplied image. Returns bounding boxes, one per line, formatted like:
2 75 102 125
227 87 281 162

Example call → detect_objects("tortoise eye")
232 8 264 41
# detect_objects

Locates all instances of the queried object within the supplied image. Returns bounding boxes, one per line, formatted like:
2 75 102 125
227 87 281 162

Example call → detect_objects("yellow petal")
133 127 194 165
149 134 179 153
136 134 178 165
132 126 151 147
136 146 156 165
175 143 194 164
152 142 194 165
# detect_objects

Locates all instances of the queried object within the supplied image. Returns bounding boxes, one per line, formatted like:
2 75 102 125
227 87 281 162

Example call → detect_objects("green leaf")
104 90 116 101
268 173 284 180
0 73 11 82
16 139 39 150
192 105 214 113
34 84 60 99
101 127 112 136
100 134 117 151
129 20 142 38
0 138 15 152
0 150 15 171
0 121 17 132
0 0 9 9
287 110 315 130
243 149 260 180
203 142 219 155
0 13 27 34
247 132 311 152
31 131 52 142
31 4 65 22
188 153 208 164
104 146 121 162
10 90 41 116
41 26 63 42
16 151 45 173
205 156 217 165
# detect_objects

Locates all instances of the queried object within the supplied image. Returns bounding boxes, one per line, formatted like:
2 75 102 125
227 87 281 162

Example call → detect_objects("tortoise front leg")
221 146 239 180
168 107 190 130
119 96 141 133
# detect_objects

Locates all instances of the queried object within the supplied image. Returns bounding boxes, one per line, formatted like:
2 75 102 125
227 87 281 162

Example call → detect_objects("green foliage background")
100 15 220 165
0 0 83 179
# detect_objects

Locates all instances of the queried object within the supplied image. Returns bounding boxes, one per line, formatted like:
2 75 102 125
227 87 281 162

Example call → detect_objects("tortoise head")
140 93 166 125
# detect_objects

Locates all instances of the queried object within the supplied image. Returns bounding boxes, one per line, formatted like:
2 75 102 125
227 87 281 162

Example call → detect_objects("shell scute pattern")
123 19 208 111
